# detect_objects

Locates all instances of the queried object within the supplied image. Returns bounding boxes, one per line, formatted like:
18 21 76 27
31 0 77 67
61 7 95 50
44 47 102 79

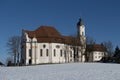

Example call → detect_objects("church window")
40 49 43 56
70 47 73 49
56 45 60 48
64 51 66 57
29 49 32 57
46 49 49 56
54 49 56 57
43 44 46 48
70 51 72 57
60 50 62 57
95 56 97 58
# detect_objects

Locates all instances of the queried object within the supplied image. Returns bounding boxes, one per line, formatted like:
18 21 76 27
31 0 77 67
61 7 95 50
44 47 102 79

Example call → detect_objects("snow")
0 63 120 80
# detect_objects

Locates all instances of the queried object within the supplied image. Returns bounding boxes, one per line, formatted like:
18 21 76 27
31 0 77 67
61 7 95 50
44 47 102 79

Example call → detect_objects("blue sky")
0 0 120 63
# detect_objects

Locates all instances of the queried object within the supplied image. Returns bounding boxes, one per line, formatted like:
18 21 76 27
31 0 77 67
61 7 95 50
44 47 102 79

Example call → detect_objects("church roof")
25 26 61 38
24 26 81 45
86 44 107 52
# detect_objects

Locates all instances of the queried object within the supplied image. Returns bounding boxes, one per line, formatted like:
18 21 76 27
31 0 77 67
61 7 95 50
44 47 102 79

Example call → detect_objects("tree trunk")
14 52 16 66
17 52 19 65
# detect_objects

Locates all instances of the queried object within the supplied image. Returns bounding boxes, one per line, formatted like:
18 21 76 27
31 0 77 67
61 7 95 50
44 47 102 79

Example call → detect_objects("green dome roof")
77 18 84 26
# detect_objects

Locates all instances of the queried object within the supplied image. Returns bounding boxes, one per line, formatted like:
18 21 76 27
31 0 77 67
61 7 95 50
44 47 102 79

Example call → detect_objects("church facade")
21 19 86 65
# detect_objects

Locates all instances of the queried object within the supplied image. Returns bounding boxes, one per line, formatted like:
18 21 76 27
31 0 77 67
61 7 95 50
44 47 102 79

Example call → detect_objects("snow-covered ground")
0 63 120 80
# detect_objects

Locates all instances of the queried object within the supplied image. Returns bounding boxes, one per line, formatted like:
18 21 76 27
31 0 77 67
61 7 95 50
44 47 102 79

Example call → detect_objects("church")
21 19 86 65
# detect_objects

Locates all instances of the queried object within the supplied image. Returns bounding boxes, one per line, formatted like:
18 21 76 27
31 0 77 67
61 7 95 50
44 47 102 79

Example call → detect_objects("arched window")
54 49 56 57
40 49 42 56
56 45 60 48
60 50 62 57
29 49 32 57
70 51 72 57
46 49 49 56
43 44 46 48
64 51 66 57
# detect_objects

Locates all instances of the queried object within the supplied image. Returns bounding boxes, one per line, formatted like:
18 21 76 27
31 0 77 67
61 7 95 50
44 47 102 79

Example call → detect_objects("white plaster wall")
80 25 85 36
23 41 82 65
22 32 81 65
38 43 51 64
50 43 65 63
64 45 75 63
25 42 31 65
37 43 66 64
93 51 105 61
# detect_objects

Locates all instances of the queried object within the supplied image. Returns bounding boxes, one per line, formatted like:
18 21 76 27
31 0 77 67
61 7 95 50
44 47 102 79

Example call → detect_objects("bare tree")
7 36 21 66
86 36 96 45
6 56 13 66
101 41 113 57
85 36 96 62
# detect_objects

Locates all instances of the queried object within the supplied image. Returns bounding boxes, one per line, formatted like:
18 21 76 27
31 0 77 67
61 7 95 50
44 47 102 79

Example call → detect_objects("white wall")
79 25 85 36
22 41 76 65
21 32 83 65
92 51 105 61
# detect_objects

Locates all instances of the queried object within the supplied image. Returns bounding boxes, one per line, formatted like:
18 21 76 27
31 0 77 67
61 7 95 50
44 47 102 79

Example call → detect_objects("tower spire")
77 18 84 26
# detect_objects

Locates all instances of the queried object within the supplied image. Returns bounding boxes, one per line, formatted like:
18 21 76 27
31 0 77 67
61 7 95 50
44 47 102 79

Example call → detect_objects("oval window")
56 45 60 48
43 44 46 48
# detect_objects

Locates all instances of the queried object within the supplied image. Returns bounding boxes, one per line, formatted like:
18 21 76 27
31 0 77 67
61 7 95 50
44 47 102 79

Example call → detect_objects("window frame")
60 50 62 57
40 49 43 57
46 49 49 56
54 49 56 57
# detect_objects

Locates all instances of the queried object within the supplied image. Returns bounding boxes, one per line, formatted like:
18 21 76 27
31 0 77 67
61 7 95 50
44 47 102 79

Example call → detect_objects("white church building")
21 19 87 65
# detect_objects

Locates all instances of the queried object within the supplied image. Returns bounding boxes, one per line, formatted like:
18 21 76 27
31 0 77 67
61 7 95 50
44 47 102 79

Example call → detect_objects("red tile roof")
86 44 107 52
24 26 81 45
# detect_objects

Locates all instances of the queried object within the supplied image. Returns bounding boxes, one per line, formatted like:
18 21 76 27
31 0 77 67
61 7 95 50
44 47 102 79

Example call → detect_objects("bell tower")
77 18 86 62
77 18 86 45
